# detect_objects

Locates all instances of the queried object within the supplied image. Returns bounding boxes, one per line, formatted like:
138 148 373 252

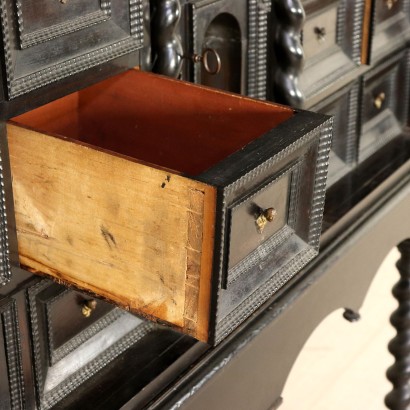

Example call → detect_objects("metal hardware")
59 0 68 3
374 92 386 110
191 48 222 75
385 0 398 10
255 207 277 234
81 299 97 317
314 26 326 42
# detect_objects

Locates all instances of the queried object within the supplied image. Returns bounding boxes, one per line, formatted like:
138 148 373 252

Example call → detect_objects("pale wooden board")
8 123 216 340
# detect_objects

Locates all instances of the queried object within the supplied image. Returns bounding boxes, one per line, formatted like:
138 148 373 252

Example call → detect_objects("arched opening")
201 13 242 93
281 248 399 409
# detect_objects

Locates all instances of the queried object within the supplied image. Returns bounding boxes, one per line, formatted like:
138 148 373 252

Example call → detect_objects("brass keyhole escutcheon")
374 92 386 110
385 0 398 10
314 26 327 43
256 207 277 234
191 48 222 75
81 299 97 317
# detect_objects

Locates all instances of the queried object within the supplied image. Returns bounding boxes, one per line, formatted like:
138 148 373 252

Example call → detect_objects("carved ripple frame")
28 280 155 410
272 0 365 107
15 0 112 49
0 0 144 98
214 119 333 343
0 299 25 409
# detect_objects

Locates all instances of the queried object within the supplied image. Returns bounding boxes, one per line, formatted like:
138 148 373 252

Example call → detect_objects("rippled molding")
385 240 410 410
151 0 183 78
272 0 305 108
248 0 271 99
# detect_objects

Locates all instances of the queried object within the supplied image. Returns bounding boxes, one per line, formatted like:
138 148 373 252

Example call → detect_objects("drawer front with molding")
7 70 331 344
303 2 339 62
27 280 154 410
32 282 116 365
0 299 24 410
298 0 364 106
371 0 410 62
311 81 360 186
359 49 410 163
0 0 146 100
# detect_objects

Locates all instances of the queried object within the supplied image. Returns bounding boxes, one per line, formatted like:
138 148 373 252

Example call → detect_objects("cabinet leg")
385 240 410 410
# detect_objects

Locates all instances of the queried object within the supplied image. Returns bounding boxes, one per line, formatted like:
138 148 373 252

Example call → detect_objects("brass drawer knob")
191 48 222 75
374 92 386 110
385 0 398 10
256 207 277 234
81 299 97 317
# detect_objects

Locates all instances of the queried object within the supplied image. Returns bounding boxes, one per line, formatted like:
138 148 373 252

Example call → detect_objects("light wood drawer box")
6 70 332 344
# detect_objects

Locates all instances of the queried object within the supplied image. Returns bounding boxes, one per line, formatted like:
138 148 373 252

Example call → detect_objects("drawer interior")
11 70 293 176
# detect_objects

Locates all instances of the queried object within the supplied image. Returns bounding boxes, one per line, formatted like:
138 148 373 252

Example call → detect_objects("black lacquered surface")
322 133 410 240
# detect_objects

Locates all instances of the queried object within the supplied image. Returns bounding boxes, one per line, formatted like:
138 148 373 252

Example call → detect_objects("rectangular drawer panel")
371 0 410 62
298 0 365 107
359 49 410 163
7 70 331 344
27 280 154 409
0 0 145 99
311 81 360 186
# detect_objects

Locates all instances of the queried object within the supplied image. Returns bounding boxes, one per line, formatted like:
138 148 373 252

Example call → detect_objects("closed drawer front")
303 2 339 63
375 0 404 24
33 282 115 365
371 0 410 62
312 81 360 186
7 70 332 344
0 0 146 100
27 280 152 409
359 49 410 162
299 0 364 105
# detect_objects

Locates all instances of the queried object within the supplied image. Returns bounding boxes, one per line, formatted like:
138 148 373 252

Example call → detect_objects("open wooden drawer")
6 70 332 344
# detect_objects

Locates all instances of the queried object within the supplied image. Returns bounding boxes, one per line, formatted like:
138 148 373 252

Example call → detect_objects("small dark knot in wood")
385 240 410 410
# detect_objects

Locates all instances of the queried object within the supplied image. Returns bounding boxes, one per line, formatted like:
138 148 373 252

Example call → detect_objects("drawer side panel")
7 124 216 340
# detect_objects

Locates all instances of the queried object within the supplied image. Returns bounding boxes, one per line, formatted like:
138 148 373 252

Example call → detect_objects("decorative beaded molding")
28 280 154 410
227 225 294 286
272 0 305 107
151 0 183 77
1 300 25 409
0 138 11 287
0 0 144 99
247 0 270 99
226 160 302 286
307 120 332 249
16 1 112 49
44 286 126 365
344 81 360 164
43 323 153 409
213 119 332 342
215 247 317 343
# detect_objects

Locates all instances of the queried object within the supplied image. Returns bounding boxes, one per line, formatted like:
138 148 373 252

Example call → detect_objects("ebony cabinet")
0 0 408 408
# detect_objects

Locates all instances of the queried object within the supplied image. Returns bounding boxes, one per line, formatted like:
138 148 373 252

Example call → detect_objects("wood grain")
7 123 217 340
